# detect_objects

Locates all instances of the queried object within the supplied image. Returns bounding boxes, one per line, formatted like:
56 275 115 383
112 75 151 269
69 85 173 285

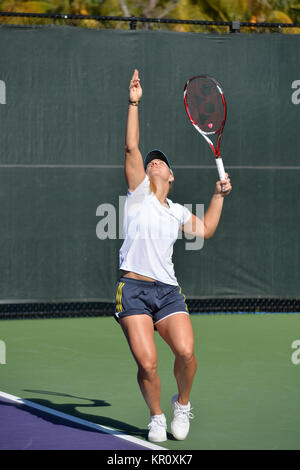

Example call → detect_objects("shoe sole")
148 435 168 442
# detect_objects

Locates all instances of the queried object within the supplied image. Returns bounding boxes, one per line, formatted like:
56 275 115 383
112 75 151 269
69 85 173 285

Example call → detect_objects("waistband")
119 276 177 288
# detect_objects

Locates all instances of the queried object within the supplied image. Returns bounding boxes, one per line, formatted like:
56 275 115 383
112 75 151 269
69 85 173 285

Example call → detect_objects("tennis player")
114 69 232 442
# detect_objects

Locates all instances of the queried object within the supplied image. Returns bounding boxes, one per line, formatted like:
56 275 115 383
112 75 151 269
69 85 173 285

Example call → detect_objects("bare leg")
156 314 197 405
120 314 162 416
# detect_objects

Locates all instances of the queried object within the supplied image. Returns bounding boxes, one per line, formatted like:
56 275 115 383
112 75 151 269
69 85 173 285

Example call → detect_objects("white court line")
0 390 167 451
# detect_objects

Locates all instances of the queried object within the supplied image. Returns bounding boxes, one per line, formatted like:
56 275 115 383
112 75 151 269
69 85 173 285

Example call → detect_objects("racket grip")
215 157 226 182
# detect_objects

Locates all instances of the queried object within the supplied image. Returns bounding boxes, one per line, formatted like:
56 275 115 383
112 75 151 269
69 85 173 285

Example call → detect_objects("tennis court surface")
1 314 300 450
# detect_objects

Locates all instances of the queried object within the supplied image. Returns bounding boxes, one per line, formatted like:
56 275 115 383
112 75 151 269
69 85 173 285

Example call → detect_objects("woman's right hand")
129 69 142 103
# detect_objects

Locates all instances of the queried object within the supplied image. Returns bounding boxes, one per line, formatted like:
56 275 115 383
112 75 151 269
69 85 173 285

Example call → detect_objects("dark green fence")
0 25 299 310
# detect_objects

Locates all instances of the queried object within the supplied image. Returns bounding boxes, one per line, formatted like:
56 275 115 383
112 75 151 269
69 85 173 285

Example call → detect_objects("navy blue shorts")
114 277 189 326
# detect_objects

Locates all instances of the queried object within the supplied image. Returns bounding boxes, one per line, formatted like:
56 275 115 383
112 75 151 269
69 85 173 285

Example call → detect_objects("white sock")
151 413 165 419
177 400 190 410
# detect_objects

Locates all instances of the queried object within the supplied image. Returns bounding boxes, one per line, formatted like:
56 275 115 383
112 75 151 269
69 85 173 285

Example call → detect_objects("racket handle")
215 157 226 191
216 157 226 180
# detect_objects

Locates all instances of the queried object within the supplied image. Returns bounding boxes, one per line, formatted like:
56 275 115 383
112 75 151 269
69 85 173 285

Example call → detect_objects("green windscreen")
0 25 299 304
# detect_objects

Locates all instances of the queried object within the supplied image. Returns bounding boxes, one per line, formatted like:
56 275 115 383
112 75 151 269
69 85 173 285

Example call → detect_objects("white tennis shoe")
148 413 167 442
170 394 194 440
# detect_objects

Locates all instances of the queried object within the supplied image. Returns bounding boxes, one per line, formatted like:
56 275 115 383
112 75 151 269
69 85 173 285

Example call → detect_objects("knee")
175 346 196 366
138 359 158 379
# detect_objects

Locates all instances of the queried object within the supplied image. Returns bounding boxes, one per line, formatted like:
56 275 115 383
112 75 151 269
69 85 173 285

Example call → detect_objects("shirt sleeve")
127 175 150 197
181 205 192 225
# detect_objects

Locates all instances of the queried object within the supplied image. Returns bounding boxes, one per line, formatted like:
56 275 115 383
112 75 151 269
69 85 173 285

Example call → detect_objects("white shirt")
119 175 191 285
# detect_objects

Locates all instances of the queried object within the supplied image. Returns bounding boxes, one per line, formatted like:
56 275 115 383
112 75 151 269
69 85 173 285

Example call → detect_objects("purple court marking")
0 396 156 450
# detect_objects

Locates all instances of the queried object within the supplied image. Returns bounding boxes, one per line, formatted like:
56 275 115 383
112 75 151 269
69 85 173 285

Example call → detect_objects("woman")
114 69 232 442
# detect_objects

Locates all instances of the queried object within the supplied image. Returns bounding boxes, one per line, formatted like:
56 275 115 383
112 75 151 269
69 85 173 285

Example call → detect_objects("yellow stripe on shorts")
179 286 189 313
116 281 125 313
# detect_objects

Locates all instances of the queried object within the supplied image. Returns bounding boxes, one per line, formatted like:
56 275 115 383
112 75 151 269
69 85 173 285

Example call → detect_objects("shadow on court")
21 389 148 439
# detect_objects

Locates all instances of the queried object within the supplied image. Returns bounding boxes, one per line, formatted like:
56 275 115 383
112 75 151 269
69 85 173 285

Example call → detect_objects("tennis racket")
184 75 227 188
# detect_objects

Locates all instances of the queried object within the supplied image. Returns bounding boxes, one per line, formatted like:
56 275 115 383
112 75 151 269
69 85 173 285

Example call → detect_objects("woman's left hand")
129 69 142 103
214 173 232 197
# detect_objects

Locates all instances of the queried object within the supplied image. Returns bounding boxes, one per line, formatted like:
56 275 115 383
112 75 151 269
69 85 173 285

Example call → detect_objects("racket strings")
185 78 225 133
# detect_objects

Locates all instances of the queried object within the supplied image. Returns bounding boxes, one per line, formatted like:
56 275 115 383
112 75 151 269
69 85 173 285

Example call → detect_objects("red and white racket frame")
184 75 227 183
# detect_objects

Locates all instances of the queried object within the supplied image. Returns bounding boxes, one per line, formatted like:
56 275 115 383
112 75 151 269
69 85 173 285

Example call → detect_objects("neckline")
153 194 171 210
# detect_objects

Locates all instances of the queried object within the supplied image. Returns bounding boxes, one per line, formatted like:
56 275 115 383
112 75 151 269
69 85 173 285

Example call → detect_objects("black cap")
144 149 172 171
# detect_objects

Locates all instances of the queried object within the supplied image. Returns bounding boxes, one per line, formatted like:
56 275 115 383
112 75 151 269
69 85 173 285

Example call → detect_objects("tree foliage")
0 0 299 33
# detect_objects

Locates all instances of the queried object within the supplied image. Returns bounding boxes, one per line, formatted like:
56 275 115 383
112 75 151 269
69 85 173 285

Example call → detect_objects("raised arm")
124 69 146 192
